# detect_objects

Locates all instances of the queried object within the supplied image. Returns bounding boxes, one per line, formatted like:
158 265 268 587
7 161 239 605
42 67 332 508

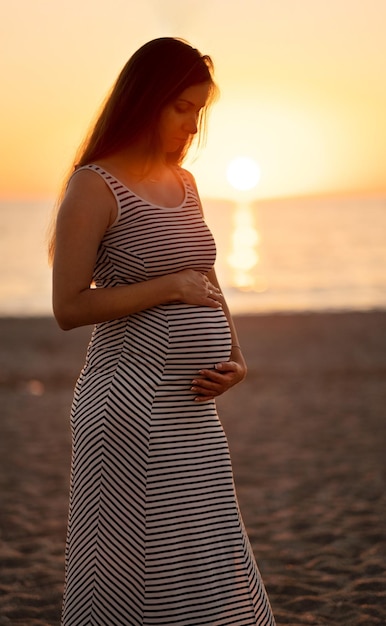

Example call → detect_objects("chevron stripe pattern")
61 164 275 625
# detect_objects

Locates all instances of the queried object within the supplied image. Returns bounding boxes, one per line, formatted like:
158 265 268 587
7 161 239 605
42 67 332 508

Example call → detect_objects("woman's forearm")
53 268 223 330
205 268 247 373
53 274 180 330
222 298 247 373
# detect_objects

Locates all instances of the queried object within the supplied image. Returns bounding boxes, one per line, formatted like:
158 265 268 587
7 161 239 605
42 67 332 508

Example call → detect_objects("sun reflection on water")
225 156 263 291
228 202 260 290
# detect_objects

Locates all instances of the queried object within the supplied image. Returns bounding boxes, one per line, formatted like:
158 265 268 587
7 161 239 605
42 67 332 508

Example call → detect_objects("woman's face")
158 82 211 154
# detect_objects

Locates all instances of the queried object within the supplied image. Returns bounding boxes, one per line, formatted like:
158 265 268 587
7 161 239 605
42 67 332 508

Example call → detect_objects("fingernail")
215 363 222 370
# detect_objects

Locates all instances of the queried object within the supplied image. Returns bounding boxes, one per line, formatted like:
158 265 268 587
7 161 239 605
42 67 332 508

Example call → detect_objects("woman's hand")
174 269 223 309
190 359 247 402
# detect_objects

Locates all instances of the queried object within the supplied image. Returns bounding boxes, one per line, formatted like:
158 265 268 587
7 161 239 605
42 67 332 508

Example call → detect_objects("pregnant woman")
50 37 275 626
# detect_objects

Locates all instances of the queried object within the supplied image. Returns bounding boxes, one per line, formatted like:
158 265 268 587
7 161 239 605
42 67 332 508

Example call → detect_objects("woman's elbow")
53 301 81 331
56 317 75 331
53 311 77 331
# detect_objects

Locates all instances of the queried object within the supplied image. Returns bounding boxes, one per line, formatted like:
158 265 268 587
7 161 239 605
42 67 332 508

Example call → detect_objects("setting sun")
226 157 261 192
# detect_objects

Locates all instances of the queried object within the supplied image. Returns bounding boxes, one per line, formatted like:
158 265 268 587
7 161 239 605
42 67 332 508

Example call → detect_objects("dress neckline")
88 163 187 211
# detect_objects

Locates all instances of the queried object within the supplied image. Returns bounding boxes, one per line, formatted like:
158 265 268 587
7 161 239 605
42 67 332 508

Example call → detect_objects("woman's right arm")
52 171 222 330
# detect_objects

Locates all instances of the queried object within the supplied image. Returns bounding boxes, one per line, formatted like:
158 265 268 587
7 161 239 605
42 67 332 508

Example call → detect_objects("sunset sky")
1 0 386 200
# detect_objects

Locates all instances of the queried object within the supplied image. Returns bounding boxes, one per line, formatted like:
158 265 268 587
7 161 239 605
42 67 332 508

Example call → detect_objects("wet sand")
0 312 385 625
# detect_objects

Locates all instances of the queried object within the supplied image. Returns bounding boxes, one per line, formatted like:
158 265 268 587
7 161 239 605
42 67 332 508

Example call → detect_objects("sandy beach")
0 311 385 625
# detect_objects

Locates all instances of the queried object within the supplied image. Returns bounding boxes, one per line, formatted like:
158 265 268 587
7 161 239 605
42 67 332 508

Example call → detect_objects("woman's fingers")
204 286 223 308
191 362 240 401
176 270 223 308
203 275 222 307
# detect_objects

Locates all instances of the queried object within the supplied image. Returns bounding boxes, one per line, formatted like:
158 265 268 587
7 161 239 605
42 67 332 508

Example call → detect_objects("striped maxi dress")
61 164 275 626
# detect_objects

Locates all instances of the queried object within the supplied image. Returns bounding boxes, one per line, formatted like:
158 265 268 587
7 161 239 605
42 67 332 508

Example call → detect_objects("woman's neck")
110 141 167 181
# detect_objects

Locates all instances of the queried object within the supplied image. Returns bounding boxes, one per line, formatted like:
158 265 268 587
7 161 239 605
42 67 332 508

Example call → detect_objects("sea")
1 195 385 317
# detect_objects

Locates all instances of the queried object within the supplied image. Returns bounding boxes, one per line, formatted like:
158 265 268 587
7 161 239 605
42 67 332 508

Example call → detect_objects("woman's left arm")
191 267 248 402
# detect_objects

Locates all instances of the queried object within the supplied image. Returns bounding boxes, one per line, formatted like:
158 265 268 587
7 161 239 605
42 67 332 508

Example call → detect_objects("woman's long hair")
78 37 217 167
48 38 217 261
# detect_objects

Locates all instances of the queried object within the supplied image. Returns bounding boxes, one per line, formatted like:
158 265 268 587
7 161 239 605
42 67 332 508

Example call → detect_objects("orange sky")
1 0 386 200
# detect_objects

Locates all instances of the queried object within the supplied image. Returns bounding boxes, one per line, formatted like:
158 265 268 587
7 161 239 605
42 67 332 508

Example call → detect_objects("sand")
0 312 385 625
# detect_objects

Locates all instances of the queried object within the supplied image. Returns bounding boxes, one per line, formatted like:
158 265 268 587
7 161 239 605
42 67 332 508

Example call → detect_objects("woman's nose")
183 115 198 135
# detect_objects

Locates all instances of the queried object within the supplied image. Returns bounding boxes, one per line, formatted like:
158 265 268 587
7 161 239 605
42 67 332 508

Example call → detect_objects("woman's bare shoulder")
178 166 204 215
179 166 197 188
66 167 112 196
59 167 117 228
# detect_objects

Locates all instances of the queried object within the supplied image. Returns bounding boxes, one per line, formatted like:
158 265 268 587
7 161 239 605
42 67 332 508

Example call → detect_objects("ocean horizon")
1 194 385 318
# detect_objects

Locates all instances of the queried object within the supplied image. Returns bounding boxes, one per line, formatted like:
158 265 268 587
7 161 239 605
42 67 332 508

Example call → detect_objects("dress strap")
69 164 124 227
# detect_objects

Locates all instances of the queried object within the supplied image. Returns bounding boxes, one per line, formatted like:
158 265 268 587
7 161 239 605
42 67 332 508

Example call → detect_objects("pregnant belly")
77 304 232 414
81 303 232 379
165 303 232 371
